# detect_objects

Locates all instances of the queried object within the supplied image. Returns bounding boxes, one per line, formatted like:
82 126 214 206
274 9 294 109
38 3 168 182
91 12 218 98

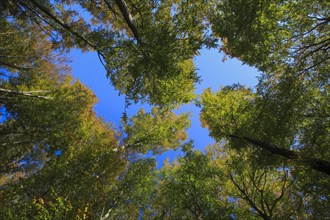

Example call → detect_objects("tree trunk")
228 134 330 175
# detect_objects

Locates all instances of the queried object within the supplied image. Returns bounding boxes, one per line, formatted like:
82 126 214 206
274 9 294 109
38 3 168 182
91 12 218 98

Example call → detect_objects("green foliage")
212 0 330 77
0 16 97 175
149 149 233 219
123 107 191 154
1 0 330 219
207 145 302 219
104 158 158 220
29 193 89 220
200 85 255 141
199 0 330 218
1 0 217 107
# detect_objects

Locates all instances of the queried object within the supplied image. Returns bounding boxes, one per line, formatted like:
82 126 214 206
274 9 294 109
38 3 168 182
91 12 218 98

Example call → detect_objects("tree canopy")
1 0 329 219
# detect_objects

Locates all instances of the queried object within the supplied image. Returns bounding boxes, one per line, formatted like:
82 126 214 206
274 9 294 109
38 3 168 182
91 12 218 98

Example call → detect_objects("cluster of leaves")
123 107 190 154
211 0 330 75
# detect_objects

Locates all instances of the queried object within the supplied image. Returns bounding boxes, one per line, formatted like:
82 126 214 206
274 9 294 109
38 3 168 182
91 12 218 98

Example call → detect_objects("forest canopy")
0 0 329 219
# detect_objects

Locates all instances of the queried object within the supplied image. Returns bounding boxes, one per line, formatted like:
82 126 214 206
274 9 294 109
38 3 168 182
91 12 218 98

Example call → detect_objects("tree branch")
113 0 141 44
229 174 270 220
0 88 51 99
0 60 31 71
22 0 96 49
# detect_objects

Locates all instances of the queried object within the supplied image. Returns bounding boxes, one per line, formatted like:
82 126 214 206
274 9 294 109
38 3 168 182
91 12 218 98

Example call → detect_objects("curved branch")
22 0 96 49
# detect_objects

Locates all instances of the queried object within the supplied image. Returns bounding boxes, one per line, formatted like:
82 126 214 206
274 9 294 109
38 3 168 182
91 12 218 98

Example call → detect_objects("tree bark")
228 134 330 175
113 0 141 43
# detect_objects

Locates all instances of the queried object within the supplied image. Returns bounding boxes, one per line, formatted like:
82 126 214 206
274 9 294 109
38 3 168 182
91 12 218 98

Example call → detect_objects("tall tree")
200 85 330 175
2 0 217 107
0 16 95 176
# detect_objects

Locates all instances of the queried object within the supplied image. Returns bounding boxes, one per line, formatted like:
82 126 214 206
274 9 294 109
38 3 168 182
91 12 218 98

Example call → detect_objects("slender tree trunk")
228 134 330 175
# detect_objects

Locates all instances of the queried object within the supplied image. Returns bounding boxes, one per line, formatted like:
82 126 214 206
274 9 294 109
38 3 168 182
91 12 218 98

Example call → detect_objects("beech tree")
1 0 217 107
200 85 330 175
0 16 95 176
200 0 329 175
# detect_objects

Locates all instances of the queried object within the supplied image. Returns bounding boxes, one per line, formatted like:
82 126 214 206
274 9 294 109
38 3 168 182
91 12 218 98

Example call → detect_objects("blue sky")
70 48 259 166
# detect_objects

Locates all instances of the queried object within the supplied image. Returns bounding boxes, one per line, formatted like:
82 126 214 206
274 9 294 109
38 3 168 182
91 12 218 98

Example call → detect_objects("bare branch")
0 88 52 100
113 0 141 44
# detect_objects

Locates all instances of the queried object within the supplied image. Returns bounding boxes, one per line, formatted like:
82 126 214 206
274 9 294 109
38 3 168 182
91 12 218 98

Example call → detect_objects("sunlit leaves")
150 149 233 219
123 107 190 154
200 85 255 142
